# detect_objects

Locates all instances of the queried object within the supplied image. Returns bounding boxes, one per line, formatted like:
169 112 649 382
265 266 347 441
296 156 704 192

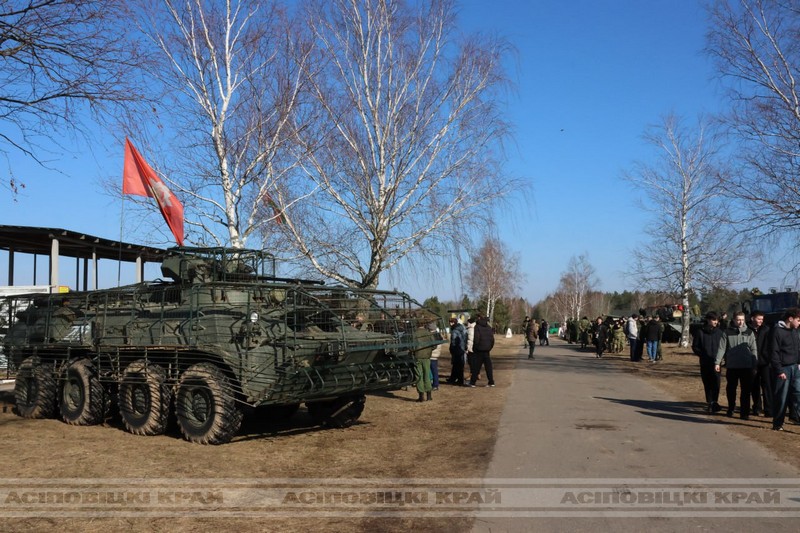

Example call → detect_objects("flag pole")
118 137 129 287
118 177 126 288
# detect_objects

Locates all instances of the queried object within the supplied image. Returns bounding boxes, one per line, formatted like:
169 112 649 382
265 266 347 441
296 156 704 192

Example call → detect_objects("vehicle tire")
307 395 366 428
118 360 171 436
14 357 57 419
60 359 106 425
175 363 243 445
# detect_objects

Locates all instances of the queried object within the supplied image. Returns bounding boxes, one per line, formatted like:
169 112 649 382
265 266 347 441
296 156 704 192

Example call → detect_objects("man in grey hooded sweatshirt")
715 311 758 420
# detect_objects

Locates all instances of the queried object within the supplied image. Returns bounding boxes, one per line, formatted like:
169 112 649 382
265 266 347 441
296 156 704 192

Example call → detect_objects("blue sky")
0 1 776 303
452 0 737 303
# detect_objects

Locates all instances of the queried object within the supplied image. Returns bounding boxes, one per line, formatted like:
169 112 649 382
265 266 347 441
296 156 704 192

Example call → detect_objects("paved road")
473 339 800 532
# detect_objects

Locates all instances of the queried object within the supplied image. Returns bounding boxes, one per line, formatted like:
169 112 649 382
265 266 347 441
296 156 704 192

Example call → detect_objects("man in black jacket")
468 315 495 387
540 319 549 346
592 317 608 358
692 312 723 413
771 308 800 431
447 317 467 386
749 311 772 417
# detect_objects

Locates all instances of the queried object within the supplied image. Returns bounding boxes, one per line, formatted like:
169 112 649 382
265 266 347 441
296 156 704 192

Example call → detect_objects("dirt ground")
0 337 518 533
6 337 800 532
610 342 800 469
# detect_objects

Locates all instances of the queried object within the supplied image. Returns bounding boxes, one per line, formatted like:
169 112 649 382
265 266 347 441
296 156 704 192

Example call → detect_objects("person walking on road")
526 319 538 359
522 316 531 348
771 308 800 431
592 317 608 358
540 319 549 346
692 312 723 413
578 316 590 349
715 312 758 419
469 315 495 387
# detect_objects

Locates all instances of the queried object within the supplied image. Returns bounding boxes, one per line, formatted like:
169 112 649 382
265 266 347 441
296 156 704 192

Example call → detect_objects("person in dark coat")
770 308 800 431
692 312 724 413
592 317 608 358
749 311 772 417
644 316 662 363
522 316 531 348
714 312 758 419
525 319 537 359
447 317 467 386
468 315 495 387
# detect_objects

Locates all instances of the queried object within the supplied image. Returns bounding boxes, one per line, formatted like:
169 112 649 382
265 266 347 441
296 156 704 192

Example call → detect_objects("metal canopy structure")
0 225 166 291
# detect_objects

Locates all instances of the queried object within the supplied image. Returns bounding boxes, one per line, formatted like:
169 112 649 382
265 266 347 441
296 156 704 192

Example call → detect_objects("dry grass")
0 337 518 533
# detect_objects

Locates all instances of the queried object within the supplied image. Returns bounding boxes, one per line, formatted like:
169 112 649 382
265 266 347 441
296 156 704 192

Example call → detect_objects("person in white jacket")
431 332 442 390
626 314 640 361
466 317 477 383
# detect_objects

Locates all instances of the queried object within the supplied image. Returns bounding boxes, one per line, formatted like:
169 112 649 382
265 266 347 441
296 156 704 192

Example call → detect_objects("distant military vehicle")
2 247 443 444
743 291 799 327
642 303 706 342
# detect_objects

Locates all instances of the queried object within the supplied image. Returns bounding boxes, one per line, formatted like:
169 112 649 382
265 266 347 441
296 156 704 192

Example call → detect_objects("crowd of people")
414 303 800 433
410 311 500 401
547 307 800 433
438 313 497 389
692 308 800 432
547 314 666 361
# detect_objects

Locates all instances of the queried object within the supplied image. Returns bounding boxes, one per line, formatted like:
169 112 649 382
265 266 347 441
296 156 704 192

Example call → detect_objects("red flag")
122 138 185 246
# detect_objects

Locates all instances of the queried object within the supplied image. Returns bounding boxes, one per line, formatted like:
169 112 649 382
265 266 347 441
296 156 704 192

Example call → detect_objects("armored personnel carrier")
2 247 443 444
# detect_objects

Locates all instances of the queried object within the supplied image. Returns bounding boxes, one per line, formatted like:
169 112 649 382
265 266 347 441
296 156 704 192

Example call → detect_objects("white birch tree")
624 114 751 347
557 254 597 321
466 238 521 325
267 0 517 288
130 0 311 247
550 290 572 326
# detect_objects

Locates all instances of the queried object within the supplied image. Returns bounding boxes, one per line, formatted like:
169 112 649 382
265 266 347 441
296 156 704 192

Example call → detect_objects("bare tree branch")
466 237 522 324
707 0 800 248
266 0 519 288
0 0 145 190
623 114 753 346
556 253 599 321
127 0 311 247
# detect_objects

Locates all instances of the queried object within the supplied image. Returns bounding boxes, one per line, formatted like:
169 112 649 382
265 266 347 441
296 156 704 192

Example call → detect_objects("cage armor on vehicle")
3 247 444 444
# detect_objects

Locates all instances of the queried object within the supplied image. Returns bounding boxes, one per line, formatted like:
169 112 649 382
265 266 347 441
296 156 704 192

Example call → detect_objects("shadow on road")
595 395 721 424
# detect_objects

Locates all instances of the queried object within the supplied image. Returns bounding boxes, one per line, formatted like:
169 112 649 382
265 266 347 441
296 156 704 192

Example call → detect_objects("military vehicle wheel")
119 360 171 436
14 357 57 419
175 363 243 445
307 395 366 428
60 359 106 425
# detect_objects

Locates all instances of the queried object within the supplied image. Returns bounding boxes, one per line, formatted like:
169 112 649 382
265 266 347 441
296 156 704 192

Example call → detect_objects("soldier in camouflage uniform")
567 319 577 344
579 316 591 349
613 319 626 353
